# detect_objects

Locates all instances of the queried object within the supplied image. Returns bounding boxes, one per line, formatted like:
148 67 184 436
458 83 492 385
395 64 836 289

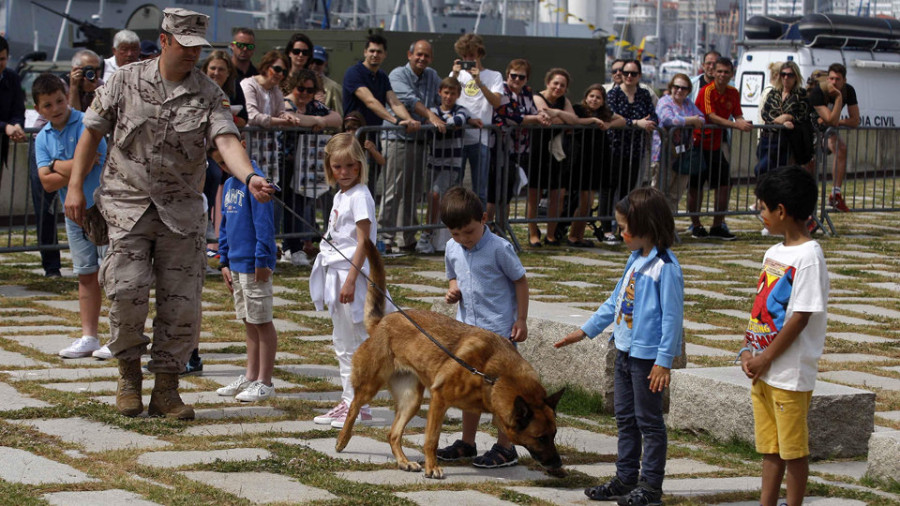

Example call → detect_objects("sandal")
472 443 518 469
584 477 636 501
566 238 595 248
529 240 542 247
543 237 561 247
436 439 477 461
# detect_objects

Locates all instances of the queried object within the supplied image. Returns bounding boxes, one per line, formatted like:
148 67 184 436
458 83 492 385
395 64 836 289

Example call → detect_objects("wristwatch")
48 160 57 174
245 172 258 186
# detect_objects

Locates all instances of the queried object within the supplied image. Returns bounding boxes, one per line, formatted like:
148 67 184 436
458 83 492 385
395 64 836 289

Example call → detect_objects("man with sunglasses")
690 50 721 102
230 27 258 81
309 45 342 116
64 8 276 421
379 40 444 253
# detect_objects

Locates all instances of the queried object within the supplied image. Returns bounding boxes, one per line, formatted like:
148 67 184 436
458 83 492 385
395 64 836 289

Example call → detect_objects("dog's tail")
363 237 386 334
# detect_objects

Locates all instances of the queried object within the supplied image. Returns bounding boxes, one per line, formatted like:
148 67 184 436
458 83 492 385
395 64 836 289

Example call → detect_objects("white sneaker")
216 374 253 396
330 406 373 429
313 401 348 424
92 344 113 360
415 233 435 254
290 250 310 267
59 336 101 358
235 381 276 402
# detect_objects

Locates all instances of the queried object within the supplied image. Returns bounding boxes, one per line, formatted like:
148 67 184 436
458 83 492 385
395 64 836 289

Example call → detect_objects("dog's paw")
397 461 422 473
424 466 445 479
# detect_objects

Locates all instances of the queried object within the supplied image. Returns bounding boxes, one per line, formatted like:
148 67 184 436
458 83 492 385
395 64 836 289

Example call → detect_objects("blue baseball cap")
140 40 159 57
312 45 327 63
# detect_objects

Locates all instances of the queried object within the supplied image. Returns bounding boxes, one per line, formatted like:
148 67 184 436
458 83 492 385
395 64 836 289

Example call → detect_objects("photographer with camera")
68 49 104 112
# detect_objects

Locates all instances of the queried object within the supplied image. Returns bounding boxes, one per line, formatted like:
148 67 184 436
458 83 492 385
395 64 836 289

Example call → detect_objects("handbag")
674 144 706 176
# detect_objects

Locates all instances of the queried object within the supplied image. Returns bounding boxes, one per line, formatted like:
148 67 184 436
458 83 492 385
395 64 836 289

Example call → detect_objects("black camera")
459 60 476 71
82 66 97 82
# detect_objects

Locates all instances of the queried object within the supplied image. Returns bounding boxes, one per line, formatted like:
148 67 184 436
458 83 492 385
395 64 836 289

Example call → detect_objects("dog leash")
266 191 498 385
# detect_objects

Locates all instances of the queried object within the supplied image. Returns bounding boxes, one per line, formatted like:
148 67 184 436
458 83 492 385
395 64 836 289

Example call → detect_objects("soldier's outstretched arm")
65 127 104 226
214 133 275 203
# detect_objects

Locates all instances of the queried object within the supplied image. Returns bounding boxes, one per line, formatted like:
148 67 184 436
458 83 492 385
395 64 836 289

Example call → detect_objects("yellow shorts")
751 380 813 460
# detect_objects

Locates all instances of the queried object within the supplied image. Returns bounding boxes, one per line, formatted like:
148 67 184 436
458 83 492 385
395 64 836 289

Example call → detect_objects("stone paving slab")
883 365 900 373
40 380 120 393
810 460 869 480
710 309 751 320
290 310 331 320
0 382 51 410
568 458 725 478
276 435 425 464
136 448 272 468
393 283 446 294
721 259 764 269
9 417 171 452
272 318 311 333
413 270 448 282
663 476 759 496
0 446 97 484
686 289 743 301
697 334 742 342
398 490 516 506
2 334 89 355
829 313 881 326
0 348 48 367
681 263 724 273
196 341 244 351
290 334 333 342
405 432 504 453
336 464 549 485
506 486 595 505
3 314 65 323
819 353 895 364
818 370 900 390
554 427 620 455
831 303 900 320
682 320 724 331
196 351 302 362
3 366 119 382
829 332 894 344
0 307 37 313
871 282 900 293
556 281 601 289
874 410 900 422
43 489 162 506
714 499 866 506
0 286 56 298
1 325 81 334
277 364 341 380
685 343 733 358
550 255 619 268
190 406 285 420
94 390 271 407
180 471 337 503
183 420 321 437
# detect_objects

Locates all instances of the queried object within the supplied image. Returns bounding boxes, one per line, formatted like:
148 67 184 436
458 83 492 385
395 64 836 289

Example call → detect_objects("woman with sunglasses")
757 61 812 174
285 33 314 77
280 69 342 267
655 74 705 213
570 84 625 246
606 59 658 239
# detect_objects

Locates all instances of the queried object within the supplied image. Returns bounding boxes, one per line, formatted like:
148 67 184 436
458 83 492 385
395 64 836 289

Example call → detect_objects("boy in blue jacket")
556 187 683 506
211 144 278 403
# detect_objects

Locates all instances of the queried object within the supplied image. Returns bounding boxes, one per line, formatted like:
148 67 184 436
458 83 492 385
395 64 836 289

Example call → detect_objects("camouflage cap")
161 8 211 47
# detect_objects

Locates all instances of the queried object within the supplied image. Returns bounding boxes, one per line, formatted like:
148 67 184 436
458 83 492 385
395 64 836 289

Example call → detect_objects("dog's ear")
545 388 566 412
513 395 533 431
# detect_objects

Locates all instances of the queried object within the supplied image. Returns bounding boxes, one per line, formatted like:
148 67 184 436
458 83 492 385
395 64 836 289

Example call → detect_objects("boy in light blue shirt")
437 186 529 469
33 73 109 359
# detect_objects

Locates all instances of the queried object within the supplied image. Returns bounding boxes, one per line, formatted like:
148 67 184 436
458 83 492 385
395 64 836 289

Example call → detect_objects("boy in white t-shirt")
449 34 504 205
738 166 829 506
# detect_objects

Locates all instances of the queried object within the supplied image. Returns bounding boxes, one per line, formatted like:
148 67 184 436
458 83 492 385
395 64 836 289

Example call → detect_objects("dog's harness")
270 193 498 385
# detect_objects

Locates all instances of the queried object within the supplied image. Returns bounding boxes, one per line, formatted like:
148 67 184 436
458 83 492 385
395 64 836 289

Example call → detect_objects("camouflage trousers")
100 205 204 373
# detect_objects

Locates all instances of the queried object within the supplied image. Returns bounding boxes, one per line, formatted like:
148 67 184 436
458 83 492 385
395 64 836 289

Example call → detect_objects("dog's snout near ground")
335 239 567 479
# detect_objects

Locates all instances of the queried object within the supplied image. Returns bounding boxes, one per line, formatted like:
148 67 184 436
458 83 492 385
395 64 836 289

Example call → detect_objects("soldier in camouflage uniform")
64 8 275 420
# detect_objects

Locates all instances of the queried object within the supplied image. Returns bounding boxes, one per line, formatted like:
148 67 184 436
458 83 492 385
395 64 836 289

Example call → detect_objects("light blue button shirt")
385 63 440 140
445 226 526 337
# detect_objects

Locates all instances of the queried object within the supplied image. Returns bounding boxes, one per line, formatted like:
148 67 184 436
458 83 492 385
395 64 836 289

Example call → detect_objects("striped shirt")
429 103 470 170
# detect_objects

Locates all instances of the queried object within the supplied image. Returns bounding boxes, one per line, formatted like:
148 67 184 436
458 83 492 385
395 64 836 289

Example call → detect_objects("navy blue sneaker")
181 356 203 376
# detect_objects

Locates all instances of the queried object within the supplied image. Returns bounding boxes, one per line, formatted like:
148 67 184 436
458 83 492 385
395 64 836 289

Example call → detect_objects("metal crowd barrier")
2 122 898 255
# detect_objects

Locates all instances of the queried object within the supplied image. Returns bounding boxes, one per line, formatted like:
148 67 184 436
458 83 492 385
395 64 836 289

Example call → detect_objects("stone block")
0 446 97 484
431 300 686 414
43 489 161 505
668 367 875 458
866 431 900 483
180 471 336 503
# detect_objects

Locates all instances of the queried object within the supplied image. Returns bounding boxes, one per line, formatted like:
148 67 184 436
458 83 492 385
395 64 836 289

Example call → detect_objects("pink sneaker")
330 406 372 429
313 402 347 425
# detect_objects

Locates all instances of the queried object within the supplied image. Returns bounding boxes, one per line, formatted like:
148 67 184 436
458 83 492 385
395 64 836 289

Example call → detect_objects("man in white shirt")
449 34 503 205
102 30 140 81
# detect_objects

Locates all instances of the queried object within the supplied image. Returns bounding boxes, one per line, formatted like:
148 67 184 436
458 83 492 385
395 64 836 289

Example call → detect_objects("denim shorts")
65 217 108 275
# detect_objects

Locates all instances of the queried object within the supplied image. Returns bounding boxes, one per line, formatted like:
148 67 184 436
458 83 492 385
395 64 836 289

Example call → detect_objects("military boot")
116 358 144 417
148 372 195 420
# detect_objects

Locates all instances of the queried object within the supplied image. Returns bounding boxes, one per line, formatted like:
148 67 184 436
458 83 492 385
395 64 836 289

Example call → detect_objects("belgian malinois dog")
335 238 565 479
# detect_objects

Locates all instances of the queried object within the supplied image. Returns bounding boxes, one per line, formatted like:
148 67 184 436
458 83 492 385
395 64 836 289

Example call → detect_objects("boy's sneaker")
181 356 203 376
330 406 372 429
313 401 348 424
59 336 101 358
603 232 622 245
829 192 850 212
290 250 311 267
690 225 708 238
92 344 113 360
415 232 435 254
216 374 252 396
616 481 662 506
708 225 736 241
585 477 637 501
235 381 275 402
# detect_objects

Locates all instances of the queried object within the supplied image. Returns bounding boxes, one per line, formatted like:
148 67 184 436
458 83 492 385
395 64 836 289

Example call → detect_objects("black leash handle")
267 191 497 385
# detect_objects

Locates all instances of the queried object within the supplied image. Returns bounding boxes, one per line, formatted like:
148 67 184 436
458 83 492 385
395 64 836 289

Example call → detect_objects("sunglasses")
611 68 623 74
780 72 795 78
509 73 527 81
291 48 311 56
296 86 316 94
271 65 288 76
622 70 639 77
672 84 690 91
232 41 255 50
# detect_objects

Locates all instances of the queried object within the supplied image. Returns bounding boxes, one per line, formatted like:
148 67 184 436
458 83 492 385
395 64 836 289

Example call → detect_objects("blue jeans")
463 143 490 205
614 350 667 489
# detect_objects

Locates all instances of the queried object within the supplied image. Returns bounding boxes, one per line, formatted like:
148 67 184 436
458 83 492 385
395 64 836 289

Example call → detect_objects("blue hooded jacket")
218 161 276 274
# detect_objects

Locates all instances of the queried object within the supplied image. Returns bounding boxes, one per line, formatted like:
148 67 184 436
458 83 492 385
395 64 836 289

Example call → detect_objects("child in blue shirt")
33 73 109 360
435 186 529 469
556 187 684 506
212 143 278 403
